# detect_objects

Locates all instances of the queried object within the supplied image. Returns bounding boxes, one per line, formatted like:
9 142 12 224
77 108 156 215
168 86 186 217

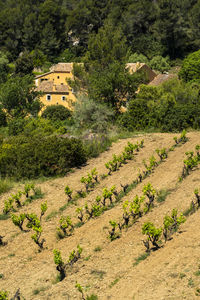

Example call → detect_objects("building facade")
35 63 77 110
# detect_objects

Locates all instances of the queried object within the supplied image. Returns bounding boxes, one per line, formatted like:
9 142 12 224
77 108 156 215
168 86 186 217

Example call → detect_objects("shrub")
128 52 149 64
0 135 87 179
64 185 73 201
142 222 162 251
179 50 200 82
53 249 66 281
0 179 13 195
163 209 186 242
149 56 170 73
108 220 120 241
72 96 114 133
0 109 6 127
11 213 26 231
53 245 83 281
0 290 8 300
26 202 47 250
56 216 74 239
8 118 27 136
41 105 71 121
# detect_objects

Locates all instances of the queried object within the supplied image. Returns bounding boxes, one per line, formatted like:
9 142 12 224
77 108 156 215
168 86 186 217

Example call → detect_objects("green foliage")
156 189 170 203
0 290 8 300
53 249 66 281
41 105 71 122
119 79 200 132
142 222 162 251
56 216 74 239
105 141 143 175
80 168 98 193
163 209 186 242
0 135 87 179
75 282 98 300
143 183 156 213
128 53 149 64
0 109 6 127
133 252 149 266
156 148 168 161
68 244 83 265
15 51 34 76
0 51 10 84
0 75 42 118
108 220 120 241
0 179 13 195
72 96 114 133
22 117 62 137
8 118 27 136
149 56 170 73
26 202 47 250
24 183 35 198
11 213 26 231
179 50 200 82
64 185 73 201
181 148 199 180
30 49 47 68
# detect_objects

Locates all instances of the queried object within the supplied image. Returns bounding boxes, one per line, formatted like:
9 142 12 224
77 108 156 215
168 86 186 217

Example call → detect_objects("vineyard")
0 132 200 300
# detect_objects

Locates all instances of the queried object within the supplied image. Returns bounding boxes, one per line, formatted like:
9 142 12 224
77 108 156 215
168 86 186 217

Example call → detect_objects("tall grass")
0 179 13 195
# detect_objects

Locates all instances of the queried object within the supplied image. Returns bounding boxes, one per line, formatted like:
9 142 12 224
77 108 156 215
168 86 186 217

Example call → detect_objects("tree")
0 108 6 127
85 21 128 68
149 56 170 73
30 49 47 68
15 51 34 76
72 95 114 133
0 75 42 118
153 0 191 58
179 50 200 82
88 62 146 110
0 52 10 84
128 53 149 64
40 22 60 59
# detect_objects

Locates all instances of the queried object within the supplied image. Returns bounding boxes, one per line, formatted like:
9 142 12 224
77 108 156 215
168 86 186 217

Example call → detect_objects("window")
46 94 51 101
61 96 66 101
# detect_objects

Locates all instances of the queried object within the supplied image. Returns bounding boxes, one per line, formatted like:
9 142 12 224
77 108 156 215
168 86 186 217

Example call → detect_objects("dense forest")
0 0 200 60
0 0 200 180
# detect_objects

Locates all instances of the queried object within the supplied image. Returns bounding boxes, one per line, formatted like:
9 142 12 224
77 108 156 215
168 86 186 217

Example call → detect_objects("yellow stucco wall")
36 71 77 110
40 93 76 110
36 71 73 85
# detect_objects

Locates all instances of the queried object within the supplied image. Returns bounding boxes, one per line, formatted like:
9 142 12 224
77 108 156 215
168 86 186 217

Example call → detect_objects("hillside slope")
0 132 200 300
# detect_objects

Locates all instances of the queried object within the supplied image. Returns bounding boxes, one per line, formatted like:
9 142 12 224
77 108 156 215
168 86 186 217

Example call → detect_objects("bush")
23 117 58 136
119 80 200 132
0 135 87 179
149 56 170 73
179 50 200 82
42 105 71 122
8 118 27 136
72 96 114 133
128 53 149 64
0 109 6 127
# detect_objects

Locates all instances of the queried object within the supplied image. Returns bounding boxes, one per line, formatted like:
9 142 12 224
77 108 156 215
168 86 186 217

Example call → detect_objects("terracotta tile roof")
36 81 69 93
54 85 69 93
50 63 73 72
148 73 176 86
36 81 54 92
